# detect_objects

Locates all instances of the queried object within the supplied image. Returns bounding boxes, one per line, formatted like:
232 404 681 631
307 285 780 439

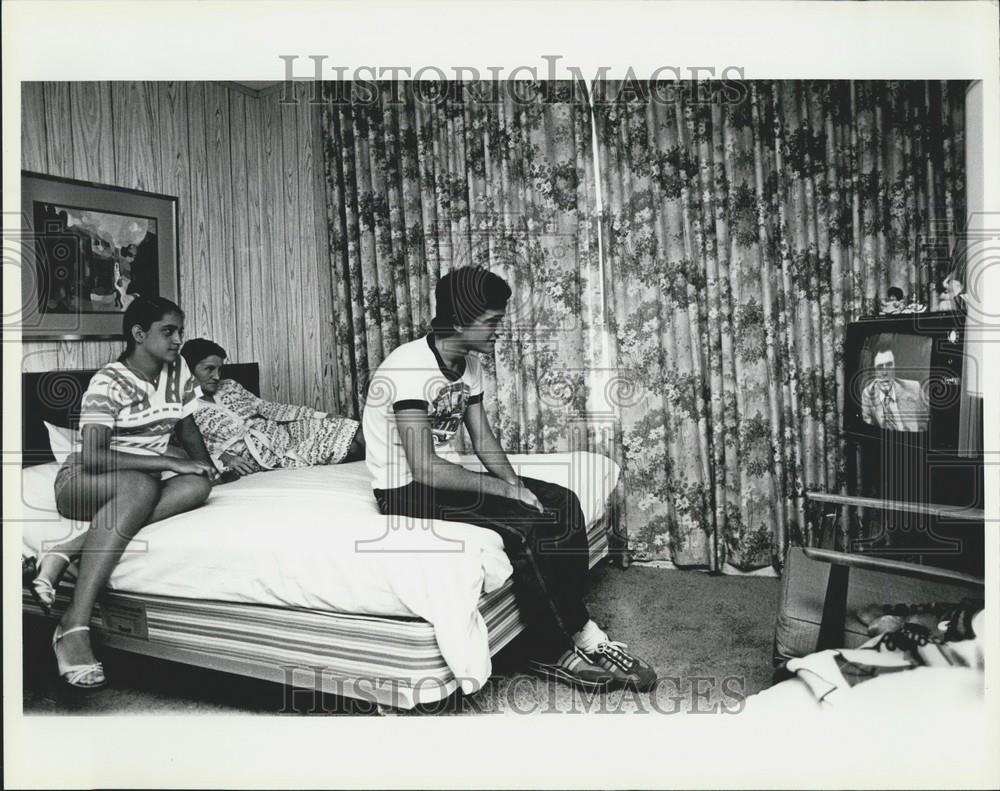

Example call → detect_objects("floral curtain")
320 81 605 456
593 80 967 571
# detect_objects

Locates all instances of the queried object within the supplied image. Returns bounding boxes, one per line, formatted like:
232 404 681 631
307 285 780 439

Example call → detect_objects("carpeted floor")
23 564 781 715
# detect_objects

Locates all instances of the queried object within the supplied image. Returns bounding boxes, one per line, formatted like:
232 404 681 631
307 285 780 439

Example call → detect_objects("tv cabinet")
807 492 984 522
805 489 985 576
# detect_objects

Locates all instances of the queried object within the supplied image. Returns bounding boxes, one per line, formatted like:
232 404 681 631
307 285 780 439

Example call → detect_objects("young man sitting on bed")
181 339 364 475
363 265 657 692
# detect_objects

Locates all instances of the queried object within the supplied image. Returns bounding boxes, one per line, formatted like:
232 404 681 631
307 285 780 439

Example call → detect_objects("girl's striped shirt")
79 359 200 456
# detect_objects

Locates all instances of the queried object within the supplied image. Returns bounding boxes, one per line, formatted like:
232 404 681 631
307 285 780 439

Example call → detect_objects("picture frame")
19 170 179 340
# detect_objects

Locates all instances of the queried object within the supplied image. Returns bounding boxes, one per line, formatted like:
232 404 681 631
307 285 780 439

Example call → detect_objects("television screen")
855 331 933 433
843 313 982 509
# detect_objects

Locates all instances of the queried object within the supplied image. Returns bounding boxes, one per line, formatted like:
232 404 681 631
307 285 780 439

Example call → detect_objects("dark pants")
374 475 591 659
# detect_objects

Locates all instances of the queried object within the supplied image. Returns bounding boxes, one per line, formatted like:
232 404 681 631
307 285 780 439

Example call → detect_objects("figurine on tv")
937 271 965 312
881 286 906 315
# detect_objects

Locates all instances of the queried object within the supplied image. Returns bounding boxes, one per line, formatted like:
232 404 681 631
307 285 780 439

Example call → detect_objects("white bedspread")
19 451 620 691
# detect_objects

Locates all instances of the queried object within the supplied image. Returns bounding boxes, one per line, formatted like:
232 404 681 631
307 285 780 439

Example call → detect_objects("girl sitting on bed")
30 296 219 691
180 338 363 476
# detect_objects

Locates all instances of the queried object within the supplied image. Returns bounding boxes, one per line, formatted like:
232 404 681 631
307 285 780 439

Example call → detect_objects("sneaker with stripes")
526 646 615 690
584 640 658 692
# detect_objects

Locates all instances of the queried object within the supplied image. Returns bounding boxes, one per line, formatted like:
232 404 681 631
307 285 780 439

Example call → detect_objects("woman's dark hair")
181 338 228 370
431 266 511 335
117 296 185 362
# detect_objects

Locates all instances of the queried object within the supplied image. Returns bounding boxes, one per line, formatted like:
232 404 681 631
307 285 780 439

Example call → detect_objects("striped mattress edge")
23 503 617 710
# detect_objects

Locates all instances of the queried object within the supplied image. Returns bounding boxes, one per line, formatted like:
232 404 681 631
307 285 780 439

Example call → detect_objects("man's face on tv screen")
873 349 896 392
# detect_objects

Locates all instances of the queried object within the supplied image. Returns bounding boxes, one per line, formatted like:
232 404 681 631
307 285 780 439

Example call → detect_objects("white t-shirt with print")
362 333 483 491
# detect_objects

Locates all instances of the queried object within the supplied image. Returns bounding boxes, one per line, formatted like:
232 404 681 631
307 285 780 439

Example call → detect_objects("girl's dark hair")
118 296 184 362
431 266 511 335
181 338 228 370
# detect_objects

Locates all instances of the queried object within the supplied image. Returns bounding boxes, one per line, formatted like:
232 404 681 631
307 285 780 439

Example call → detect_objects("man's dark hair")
181 338 228 370
887 286 904 301
431 266 511 335
874 340 896 358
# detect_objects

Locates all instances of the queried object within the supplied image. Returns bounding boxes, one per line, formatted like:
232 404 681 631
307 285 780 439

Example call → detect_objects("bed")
20 364 625 710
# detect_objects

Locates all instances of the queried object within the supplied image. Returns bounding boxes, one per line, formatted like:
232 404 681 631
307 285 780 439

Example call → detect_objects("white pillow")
19 461 61 513
18 462 89 557
43 421 80 465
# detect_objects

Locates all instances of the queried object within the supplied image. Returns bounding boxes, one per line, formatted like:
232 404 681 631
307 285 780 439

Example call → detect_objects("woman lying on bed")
180 338 363 476
30 297 220 690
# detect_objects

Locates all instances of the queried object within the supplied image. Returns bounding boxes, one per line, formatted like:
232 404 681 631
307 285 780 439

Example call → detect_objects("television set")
842 311 984 512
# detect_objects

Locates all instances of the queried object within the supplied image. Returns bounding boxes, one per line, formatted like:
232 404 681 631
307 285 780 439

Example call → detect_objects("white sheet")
19 451 620 691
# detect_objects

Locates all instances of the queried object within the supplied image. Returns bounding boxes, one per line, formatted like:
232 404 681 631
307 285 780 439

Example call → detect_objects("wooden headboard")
21 363 261 467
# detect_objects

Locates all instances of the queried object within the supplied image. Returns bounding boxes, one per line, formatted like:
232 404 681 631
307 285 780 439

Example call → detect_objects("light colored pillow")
20 461 61 513
43 421 80 465
19 462 89 557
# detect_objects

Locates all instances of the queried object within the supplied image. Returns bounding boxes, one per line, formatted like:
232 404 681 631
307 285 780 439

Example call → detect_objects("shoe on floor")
52 625 106 691
584 640 657 692
527 646 615 691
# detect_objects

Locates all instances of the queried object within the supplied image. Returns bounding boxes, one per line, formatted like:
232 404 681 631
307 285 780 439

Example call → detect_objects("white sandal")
29 551 73 616
52 625 106 690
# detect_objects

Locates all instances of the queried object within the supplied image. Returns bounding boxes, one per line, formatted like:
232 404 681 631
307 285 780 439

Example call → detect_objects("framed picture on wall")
19 171 179 340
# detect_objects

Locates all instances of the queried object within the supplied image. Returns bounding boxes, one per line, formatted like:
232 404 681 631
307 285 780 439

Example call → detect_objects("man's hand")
221 452 256 476
511 481 545 514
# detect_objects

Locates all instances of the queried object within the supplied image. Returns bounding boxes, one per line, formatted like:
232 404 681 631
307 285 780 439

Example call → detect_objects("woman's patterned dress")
192 379 359 472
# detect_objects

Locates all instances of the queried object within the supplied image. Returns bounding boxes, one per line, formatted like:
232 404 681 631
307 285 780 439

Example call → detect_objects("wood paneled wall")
20 82 341 412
